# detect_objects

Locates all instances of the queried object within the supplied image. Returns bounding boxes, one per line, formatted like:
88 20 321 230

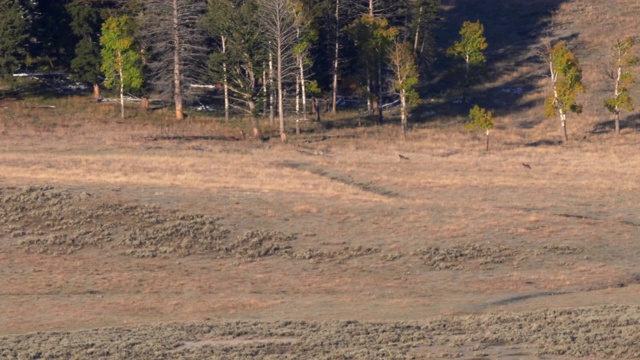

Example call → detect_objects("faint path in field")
279 160 401 198
472 273 640 312
497 205 640 228
486 291 568 307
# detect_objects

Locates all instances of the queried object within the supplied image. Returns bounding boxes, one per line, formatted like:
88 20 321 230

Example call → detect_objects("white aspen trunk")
369 0 373 16
332 0 339 113
295 73 300 115
463 52 470 101
276 33 286 142
615 64 622 134
377 56 383 124
400 89 407 140
262 67 267 116
222 35 229 122
549 59 566 142
172 0 184 120
295 28 300 117
269 48 275 126
118 51 125 119
413 6 422 52
366 73 371 113
299 55 307 120
485 129 490 151
560 110 567 142
549 60 557 97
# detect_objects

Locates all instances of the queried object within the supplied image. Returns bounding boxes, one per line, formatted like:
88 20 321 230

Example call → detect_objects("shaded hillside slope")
427 0 640 142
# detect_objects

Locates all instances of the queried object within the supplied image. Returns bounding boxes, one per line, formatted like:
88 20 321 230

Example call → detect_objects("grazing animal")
398 154 410 160
522 163 531 169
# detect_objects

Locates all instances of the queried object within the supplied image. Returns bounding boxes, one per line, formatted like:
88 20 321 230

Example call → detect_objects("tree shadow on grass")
1 77 90 101
418 0 572 125
305 110 389 132
524 139 563 147
591 113 640 135
294 0 574 132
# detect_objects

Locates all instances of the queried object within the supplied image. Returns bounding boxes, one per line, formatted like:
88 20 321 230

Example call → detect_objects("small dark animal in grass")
398 154 410 161
522 163 531 169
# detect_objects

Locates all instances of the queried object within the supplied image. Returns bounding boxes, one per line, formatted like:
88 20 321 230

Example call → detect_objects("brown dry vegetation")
2 0 640 358
2 99 640 358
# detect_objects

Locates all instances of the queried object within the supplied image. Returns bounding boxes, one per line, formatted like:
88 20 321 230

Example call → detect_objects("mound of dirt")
2 305 640 359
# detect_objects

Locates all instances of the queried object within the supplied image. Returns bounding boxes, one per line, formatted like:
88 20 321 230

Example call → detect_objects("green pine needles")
0 0 28 82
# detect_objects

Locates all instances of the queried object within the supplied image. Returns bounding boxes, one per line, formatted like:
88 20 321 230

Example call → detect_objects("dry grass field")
2 0 640 358
2 98 640 358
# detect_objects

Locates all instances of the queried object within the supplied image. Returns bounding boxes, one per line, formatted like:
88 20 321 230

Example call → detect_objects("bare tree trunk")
262 67 267 116
247 101 262 138
615 64 621 134
117 51 125 119
269 49 275 126
140 0 206 119
93 84 100 99
295 73 300 115
277 35 286 142
251 116 262 138
222 35 229 122
172 0 184 120
463 53 470 102
299 55 307 120
366 69 371 112
560 110 568 142
485 129 490 151
413 6 422 52
332 0 339 113
377 56 383 124
549 59 567 142
400 89 407 140
313 95 321 122
259 0 298 140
